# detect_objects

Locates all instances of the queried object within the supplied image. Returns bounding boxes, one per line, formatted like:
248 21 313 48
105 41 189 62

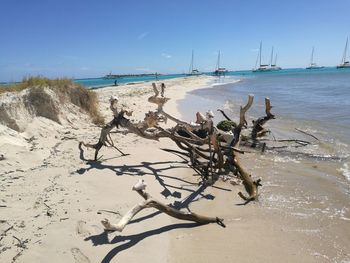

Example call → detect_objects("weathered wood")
101 180 225 232
231 95 261 202
80 83 279 202
251 97 275 144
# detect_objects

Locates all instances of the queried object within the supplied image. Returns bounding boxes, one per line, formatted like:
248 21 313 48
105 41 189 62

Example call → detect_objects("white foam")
338 162 350 182
211 78 240 87
273 156 300 164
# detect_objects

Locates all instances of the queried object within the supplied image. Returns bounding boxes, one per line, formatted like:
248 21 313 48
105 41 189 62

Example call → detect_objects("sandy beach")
1 75 349 263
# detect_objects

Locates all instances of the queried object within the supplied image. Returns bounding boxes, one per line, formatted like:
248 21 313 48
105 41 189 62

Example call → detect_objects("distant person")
155 72 159 81
114 79 118 86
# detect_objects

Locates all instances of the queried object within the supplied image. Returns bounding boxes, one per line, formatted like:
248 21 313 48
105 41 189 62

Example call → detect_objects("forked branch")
101 180 225 232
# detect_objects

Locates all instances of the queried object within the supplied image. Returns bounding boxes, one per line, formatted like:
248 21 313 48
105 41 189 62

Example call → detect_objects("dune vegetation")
0 77 104 125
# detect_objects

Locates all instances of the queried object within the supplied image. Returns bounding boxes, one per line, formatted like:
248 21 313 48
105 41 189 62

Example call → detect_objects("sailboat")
213 50 227 76
253 42 271 72
337 37 350 68
187 50 201 76
306 47 324 69
269 47 282 71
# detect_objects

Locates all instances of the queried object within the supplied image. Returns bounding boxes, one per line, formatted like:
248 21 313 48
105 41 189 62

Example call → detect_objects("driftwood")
80 83 279 203
251 98 275 146
101 180 225 232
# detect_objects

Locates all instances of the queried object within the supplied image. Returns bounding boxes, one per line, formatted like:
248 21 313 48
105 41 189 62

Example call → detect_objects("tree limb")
101 180 225 232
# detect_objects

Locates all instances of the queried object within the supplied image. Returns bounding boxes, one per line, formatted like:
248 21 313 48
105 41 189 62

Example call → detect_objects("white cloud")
161 53 172 59
137 32 149 40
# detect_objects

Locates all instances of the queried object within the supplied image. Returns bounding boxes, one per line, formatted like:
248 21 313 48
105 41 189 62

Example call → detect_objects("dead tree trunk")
231 95 262 203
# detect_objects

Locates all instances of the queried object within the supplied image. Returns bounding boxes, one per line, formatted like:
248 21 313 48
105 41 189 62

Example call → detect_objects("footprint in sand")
71 247 90 263
75 220 91 237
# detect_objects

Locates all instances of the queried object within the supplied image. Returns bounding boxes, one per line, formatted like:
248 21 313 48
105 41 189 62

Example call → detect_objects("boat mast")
189 50 194 74
217 50 221 70
341 37 348 64
274 54 277 66
310 47 314 66
259 41 262 67
270 46 274 66
254 53 259 69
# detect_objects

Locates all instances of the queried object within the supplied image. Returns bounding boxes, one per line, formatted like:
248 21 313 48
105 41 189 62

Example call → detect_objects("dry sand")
1 76 349 262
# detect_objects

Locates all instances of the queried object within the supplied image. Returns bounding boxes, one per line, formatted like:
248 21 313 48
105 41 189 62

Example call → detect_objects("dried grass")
1 76 104 125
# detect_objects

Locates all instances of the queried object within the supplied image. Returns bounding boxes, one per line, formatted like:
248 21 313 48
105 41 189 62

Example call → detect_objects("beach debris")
79 83 277 203
101 179 225 232
295 128 320 141
0 154 4 161
97 209 122 216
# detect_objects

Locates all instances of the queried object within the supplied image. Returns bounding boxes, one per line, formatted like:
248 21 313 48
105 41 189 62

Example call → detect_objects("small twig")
43 202 51 209
295 128 319 141
43 203 53 217
97 209 122 216
12 236 28 249
1 225 14 236
220 145 245 154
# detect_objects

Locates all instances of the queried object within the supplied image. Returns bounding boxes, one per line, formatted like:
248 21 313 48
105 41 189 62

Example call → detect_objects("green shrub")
216 120 237 132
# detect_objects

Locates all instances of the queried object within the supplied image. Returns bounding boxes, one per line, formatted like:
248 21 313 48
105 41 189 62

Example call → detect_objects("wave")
338 162 350 182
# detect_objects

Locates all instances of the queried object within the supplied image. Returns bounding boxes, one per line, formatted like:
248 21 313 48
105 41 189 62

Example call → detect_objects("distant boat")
269 46 282 71
306 47 324 69
253 42 271 72
337 37 350 68
213 50 227 76
187 50 201 76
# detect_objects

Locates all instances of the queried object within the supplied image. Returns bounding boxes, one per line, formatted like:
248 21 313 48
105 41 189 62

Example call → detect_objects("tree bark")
101 180 225 232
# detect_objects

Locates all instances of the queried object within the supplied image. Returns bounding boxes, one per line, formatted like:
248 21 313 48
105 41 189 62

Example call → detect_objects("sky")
0 0 350 81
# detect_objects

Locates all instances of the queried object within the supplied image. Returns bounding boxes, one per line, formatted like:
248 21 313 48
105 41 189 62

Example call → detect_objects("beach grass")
1 76 104 125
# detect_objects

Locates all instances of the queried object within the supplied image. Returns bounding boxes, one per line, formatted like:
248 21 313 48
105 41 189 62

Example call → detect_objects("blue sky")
0 0 349 81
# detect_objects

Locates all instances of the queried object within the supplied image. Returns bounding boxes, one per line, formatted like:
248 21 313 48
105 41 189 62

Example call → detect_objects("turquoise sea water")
74 73 188 88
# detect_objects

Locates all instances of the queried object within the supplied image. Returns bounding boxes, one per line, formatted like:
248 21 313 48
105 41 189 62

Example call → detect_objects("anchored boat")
306 47 324 69
337 37 350 69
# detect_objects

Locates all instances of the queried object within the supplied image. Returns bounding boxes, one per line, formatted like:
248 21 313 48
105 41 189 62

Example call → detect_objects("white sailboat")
269 46 281 71
253 41 270 72
213 50 227 76
306 47 324 69
337 37 350 68
187 50 201 76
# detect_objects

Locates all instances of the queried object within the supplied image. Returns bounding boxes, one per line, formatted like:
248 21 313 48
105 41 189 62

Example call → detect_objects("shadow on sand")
85 222 200 263
80 145 229 262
